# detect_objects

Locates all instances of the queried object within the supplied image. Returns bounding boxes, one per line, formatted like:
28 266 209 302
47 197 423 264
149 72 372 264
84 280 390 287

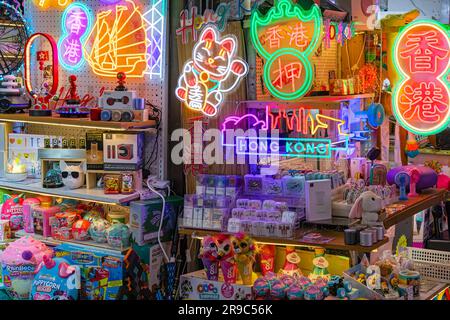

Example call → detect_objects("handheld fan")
395 172 410 201
408 168 420 198
355 103 386 128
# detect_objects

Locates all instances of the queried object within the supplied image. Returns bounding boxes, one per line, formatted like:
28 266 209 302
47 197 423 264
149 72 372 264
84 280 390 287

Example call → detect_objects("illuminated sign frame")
175 26 248 117
58 2 93 71
392 19 450 136
250 0 323 100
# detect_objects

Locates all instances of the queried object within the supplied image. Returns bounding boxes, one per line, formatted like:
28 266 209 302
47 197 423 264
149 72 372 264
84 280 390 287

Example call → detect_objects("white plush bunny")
349 191 385 226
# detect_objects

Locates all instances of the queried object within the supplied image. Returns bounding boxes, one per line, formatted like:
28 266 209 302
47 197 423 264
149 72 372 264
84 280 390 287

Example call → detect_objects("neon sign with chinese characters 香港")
58 3 93 71
250 0 323 101
175 26 248 117
392 19 450 136
221 105 350 159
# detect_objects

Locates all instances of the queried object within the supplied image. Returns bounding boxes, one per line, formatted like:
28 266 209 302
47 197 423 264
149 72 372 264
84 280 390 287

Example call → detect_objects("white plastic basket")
406 247 450 283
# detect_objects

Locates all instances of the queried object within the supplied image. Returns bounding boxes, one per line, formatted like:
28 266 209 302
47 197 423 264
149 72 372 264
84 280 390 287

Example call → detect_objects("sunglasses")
61 171 80 179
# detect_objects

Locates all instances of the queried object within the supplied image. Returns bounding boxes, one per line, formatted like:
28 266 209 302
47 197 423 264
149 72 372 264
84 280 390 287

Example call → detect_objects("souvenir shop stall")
0 0 181 300
174 0 450 300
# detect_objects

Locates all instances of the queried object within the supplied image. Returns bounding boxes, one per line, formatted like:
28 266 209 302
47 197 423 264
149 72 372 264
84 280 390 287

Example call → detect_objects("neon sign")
392 19 450 136
32 0 72 9
250 0 322 100
175 26 248 117
144 0 166 79
221 105 350 159
25 33 59 103
176 3 230 45
58 3 93 71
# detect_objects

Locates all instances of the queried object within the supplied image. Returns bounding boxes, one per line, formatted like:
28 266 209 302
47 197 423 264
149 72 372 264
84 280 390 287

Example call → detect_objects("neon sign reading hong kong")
392 19 450 136
250 0 323 100
175 26 248 117
58 3 93 71
221 105 349 159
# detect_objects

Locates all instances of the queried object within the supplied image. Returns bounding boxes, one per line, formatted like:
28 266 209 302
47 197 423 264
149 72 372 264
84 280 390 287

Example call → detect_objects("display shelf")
243 93 375 109
0 178 139 205
179 228 388 252
0 113 157 131
383 189 448 229
14 230 129 254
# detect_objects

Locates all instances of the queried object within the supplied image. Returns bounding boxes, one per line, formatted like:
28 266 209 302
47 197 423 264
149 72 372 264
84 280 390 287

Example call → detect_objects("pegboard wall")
23 0 169 180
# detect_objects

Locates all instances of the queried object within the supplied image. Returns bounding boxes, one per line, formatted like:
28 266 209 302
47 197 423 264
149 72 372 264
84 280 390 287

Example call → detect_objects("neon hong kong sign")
175 26 249 117
221 106 349 159
236 137 332 159
250 0 323 100
392 19 450 136
58 3 93 71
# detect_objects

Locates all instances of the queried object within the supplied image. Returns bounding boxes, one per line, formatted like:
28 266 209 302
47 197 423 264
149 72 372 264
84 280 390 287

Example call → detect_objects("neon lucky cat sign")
222 105 350 159
175 26 249 117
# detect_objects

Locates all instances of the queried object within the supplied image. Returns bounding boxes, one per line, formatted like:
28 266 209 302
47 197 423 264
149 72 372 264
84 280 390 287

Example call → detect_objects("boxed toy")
54 243 124 300
103 132 144 171
180 270 253 300
86 132 104 170
129 196 183 246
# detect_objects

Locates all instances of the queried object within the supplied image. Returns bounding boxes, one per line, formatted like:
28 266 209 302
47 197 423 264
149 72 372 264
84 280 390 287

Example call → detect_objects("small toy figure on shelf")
216 234 237 283
55 76 90 118
115 72 127 91
258 244 275 276
309 248 331 281
233 233 256 285
280 246 302 277
349 191 386 226
198 235 219 281
60 160 86 189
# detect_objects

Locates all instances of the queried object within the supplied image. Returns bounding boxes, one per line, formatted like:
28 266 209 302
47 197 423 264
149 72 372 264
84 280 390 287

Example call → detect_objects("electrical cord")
146 176 170 263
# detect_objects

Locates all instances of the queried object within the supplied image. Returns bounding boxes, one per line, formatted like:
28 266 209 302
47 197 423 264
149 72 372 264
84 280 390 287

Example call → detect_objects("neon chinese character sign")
393 19 450 136
175 26 248 117
58 3 93 71
250 0 322 100
32 0 72 9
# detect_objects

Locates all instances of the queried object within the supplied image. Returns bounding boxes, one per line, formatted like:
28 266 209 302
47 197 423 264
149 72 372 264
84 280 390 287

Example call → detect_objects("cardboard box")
103 132 144 171
86 132 104 170
180 270 253 300
129 196 183 246
54 243 124 300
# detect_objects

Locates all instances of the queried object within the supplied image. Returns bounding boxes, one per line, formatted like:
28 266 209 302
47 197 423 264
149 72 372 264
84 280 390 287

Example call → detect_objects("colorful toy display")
0 236 53 300
1 194 25 231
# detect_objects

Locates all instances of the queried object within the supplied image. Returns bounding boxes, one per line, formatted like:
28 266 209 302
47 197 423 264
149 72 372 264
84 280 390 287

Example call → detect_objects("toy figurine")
309 248 331 281
280 246 302 277
60 161 86 189
233 233 256 285
198 235 219 281
216 234 236 283
349 191 386 226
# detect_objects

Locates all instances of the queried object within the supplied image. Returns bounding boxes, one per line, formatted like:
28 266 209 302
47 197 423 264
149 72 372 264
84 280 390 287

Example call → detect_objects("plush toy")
233 233 256 285
60 161 86 189
31 255 80 300
216 234 236 283
1 194 25 230
199 235 219 281
349 191 385 226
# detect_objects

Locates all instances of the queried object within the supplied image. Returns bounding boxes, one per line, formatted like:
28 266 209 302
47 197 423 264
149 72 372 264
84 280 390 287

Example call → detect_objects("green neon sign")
250 0 323 101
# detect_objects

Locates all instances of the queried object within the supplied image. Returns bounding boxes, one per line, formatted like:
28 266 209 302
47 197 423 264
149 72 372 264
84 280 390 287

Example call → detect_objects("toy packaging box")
103 132 144 171
180 270 253 300
130 196 183 246
54 243 124 300
86 132 104 170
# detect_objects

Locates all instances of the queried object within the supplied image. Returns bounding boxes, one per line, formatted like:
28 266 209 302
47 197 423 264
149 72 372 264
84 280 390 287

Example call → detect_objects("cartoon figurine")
216 234 237 283
309 248 331 281
233 233 256 285
280 246 302 277
198 235 219 281
175 26 248 117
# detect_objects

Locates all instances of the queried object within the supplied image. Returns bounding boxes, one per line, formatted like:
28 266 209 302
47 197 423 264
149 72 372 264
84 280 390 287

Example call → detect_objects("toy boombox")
99 90 137 110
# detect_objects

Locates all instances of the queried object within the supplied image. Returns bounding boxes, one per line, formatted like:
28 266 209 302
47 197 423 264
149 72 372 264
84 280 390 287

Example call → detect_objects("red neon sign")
392 20 450 135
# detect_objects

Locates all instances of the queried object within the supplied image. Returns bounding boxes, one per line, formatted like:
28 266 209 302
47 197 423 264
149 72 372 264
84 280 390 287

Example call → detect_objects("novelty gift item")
280 246 302 277
349 191 385 226
72 219 91 240
216 234 237 283
31 255 80 300
106 222 131 248
60 160 86 189
309 248 331 281
1 194 25 230
23 198 40 233
0 236 53 300
89 218 111 243
198 235 219 281
233 233 256 285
